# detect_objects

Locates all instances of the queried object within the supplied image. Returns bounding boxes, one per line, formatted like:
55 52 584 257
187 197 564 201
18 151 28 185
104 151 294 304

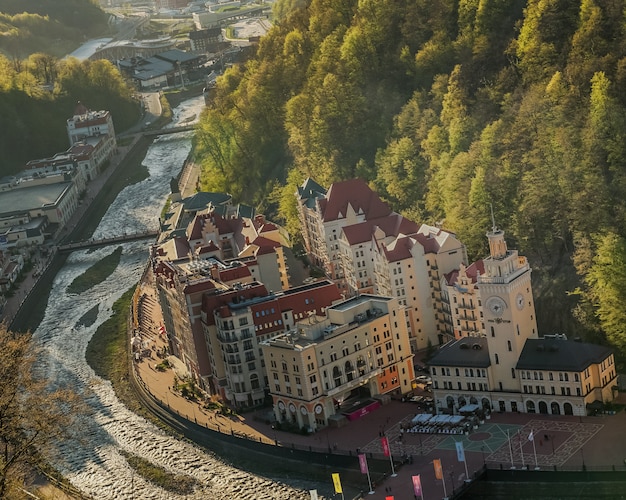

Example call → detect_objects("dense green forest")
0 54 139 174
0 0 108 58
195 0 626 362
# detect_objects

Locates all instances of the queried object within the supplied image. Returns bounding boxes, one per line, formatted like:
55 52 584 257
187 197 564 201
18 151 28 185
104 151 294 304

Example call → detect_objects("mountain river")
33 96 328 499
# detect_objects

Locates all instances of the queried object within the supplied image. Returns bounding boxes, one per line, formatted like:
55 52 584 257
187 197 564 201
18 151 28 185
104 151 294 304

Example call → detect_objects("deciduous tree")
0 326 83 498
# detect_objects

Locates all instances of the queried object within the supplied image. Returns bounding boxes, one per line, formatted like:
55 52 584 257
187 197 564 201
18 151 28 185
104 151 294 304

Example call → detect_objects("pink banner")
358 453 368 474
412 474 423 498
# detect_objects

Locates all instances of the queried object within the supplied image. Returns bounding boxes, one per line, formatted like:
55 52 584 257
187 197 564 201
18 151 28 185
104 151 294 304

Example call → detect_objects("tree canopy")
195 0 626 358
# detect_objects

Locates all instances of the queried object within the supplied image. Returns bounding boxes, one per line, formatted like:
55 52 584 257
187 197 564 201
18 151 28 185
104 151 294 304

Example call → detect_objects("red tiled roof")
320 178 392 222
342 213 419 245
196 241 219 254
68 143 95 155
202 283 270 325
249 235 280 256
251 281 342 335
217 264 252 283
188 215 204 241
73 101 89 116
444 260 484 286
382 234 414 262
412 232 441 254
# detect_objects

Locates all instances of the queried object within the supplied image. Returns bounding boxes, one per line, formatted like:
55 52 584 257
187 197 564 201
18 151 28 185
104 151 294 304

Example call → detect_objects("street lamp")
481 446 486 466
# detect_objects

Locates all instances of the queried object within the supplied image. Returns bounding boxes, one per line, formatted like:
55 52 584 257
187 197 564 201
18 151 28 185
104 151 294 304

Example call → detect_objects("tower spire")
490 203 497 233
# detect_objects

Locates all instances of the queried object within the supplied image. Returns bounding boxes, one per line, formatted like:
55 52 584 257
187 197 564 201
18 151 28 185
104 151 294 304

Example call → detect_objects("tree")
584 231 626 352
0 326 82 498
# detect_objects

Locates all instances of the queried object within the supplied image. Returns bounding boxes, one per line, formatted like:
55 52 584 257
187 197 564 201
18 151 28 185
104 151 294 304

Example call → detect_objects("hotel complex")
150 177 617 424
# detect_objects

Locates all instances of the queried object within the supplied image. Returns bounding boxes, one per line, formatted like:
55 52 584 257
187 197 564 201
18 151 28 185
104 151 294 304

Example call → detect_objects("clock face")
300 406 307 415
277 401 285 411
314 404 323 415
516 293 525 310
486 296 506 317
289 403 296 413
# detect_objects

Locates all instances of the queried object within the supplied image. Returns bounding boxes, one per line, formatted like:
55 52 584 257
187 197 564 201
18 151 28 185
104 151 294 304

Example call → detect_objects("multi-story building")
189 28 223 53
443 261 485 339
429 225 617 416
261 294 414 431
66 102 116 161
207 280 342 409
296 178 392 295
372 224 467 351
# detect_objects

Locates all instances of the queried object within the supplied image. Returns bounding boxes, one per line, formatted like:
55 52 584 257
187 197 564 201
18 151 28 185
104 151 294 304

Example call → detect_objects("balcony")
326 367 382 397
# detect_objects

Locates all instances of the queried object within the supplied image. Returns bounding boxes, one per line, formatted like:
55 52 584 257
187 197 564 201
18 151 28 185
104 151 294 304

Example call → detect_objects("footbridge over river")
143 124 195 137
58 230 159 253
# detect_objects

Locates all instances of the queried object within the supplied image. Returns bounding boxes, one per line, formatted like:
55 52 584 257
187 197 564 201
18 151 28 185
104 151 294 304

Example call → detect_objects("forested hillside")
0 54 139 174
195 0 626 361
0 0 108 58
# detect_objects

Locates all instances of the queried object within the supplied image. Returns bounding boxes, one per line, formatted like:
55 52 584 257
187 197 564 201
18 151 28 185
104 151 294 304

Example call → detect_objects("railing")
57 230 158 252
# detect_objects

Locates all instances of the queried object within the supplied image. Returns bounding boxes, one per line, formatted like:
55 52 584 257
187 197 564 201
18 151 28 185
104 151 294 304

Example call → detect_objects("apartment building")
296 178 392 295
297 177 468 351
66 102 116 169
206 280 342 409
261 294 414 431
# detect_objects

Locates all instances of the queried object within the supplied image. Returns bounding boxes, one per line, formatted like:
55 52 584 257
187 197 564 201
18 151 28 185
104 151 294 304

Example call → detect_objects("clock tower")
478 222 538 392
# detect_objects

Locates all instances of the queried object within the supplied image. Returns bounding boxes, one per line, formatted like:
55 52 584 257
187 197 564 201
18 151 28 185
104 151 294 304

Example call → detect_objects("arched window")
332 366 342 387
250 373 259 390
526 400 536 413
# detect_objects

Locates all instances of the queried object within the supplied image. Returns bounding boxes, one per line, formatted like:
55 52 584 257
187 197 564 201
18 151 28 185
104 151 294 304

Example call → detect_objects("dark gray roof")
516 338 613 372
236 204 255 219
428 337 491 368
156 49 199 64
182 192 231 212
297 178 326 209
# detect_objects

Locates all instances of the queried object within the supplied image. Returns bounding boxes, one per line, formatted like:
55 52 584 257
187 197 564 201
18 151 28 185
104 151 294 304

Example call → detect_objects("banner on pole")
455 441 466 462
412 474 423 497
528 430 534 441
358 453 369 474
385 497 394 500
381 436 390 457
433 458 443 480
331 473 342 494
309 489 319 500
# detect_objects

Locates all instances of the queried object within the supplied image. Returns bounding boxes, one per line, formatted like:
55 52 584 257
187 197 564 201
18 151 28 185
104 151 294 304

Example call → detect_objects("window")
511 368 516 379
495 353 499 365
507 340 512 352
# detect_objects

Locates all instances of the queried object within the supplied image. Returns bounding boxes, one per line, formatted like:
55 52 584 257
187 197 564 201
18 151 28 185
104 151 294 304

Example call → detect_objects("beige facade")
262 295 414 431
430 227 616 417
